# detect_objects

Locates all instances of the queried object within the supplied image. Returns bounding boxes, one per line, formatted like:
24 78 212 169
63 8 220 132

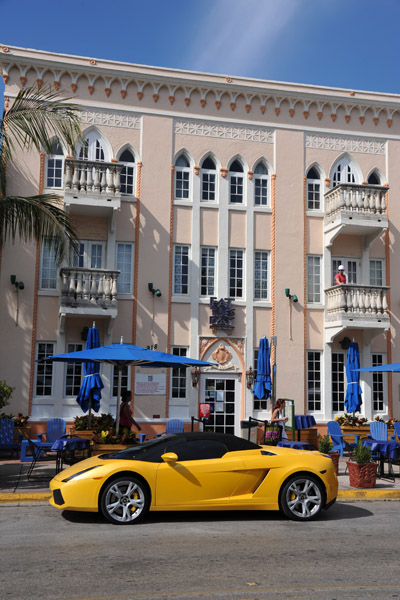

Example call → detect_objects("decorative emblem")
212 344 232 365
209 298 235 331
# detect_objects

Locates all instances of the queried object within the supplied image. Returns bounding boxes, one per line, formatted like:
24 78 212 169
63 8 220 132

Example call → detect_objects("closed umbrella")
344 341 362 413
253 337 271 401
42 342 216 434
76 324 104 424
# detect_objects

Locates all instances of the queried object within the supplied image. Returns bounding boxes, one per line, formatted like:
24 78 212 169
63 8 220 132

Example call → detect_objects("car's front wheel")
100 476 149 524
280 475 324 521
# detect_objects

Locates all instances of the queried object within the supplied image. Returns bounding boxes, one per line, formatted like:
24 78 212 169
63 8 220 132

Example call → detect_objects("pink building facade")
0 45 398 434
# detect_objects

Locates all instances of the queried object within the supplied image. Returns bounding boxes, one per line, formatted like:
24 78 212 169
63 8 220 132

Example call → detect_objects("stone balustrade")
60 268 120 308
325 184 387 220
64 158 123 195
325 284 389 320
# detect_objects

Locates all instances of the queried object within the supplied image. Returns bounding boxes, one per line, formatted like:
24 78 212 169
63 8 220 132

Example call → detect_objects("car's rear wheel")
100 476 149 524
280 475 324 521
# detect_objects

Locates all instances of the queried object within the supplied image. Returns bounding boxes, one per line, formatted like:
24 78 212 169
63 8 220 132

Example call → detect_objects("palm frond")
0 194 79 263
1 85 83 160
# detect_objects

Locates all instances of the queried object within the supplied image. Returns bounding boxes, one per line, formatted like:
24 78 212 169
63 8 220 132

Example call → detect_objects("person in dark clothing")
119 390 142 431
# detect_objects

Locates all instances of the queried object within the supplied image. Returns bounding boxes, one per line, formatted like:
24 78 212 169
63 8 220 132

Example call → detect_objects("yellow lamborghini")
49 432 338 524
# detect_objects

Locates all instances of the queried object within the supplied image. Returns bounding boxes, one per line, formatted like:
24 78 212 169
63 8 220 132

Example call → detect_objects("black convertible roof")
161 432 260 451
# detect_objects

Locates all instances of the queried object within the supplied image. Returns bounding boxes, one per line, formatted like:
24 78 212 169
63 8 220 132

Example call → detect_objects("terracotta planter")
346 461 378 488
329 452 340 476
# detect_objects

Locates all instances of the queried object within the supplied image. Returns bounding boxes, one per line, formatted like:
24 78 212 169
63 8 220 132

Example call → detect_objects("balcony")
63 158 122 225
59 267 120 332
325 284 390 342
324 184 388 246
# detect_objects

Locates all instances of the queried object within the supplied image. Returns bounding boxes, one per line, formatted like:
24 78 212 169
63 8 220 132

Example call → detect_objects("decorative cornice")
305 134 385 155
175 119 274 143
81 110 141 129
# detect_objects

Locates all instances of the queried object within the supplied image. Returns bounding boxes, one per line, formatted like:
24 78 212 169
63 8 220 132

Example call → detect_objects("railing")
64 158 123 195
325 184 387 221
325 284 389 319
60 268 120 308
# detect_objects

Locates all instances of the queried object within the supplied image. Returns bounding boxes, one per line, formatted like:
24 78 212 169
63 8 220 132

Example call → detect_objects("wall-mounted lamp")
285 288 298 302
10 274 24 290
246 366 255 389
148 282 162 297
191 367 201 387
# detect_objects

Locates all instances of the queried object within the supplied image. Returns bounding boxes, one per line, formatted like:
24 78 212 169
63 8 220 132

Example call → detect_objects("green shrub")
0 380 14 410
318 434 333 454
352 441 373 464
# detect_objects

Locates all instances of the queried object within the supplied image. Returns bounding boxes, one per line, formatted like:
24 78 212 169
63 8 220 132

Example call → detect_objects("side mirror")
161 452 178 464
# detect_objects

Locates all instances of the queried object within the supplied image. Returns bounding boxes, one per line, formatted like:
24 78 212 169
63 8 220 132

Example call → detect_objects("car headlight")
62 465 101 482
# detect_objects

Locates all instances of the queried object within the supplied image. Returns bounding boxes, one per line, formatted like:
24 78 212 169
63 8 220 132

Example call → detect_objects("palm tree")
0 85 83 262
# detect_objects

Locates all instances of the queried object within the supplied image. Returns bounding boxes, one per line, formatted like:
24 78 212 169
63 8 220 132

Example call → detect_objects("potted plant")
335 413 370 444
0 380 14 412
71 413 115 440
92 426 137 456
346 441 378 488
319 434 339 475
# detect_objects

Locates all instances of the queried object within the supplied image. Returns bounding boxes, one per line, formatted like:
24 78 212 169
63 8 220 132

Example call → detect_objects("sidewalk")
1 455 400 505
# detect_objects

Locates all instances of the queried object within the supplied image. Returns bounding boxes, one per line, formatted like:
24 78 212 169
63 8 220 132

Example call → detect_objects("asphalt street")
1 500 400 600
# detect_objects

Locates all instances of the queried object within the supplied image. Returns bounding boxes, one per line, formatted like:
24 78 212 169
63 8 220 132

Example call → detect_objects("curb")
0 492 51 504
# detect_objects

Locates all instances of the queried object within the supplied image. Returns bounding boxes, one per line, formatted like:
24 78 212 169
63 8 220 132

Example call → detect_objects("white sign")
135 373 167 395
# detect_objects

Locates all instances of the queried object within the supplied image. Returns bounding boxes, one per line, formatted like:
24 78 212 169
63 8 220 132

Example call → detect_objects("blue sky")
1 0 400 100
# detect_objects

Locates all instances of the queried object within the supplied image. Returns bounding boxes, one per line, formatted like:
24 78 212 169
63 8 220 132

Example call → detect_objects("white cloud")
187 0 302 78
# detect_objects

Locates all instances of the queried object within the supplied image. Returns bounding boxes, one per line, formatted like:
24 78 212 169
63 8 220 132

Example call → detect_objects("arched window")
229 159 244 204
368 171 381 185
201 156 217 202
46 140 64 188
306 166 321 210
332 158 355 186
175 154 190 200
119 149 136 195
253 162 268 206
79 130 107 161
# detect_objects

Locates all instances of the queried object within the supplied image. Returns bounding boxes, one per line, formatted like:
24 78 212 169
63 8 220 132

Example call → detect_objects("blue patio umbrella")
76 324 104 414
253 337 271 401
344 341 362 413
359 362 400 372
42 341 216 433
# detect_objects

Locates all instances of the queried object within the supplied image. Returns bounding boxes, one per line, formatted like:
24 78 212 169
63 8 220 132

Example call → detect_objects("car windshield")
102 435 178 461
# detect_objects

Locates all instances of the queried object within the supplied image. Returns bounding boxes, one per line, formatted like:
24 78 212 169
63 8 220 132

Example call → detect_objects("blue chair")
0 418 19 458
327 421 360 457
156 419 185 437
391 422 400 441
20 418 66 462
369 421 388 441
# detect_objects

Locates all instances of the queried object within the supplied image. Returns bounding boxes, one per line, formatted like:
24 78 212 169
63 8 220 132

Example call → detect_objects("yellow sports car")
49 432 338 524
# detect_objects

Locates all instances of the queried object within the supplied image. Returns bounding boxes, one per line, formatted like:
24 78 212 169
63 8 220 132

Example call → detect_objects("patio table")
361 439 400 480
51 436 91 473
277 439 312 450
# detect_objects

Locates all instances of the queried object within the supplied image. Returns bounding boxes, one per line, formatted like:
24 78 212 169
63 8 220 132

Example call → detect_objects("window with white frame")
65 343 83 396
229 160 244 204
174 245 190 294
254 251 269 300
40 240 58 290
35 342 55 396
119 149 136 195
307 255 321 303
254 162 268 206
201 157 217 202
332 352 345 412
171 347 188 399
201 247 216 296
175 155 190 199
79 131 106 161
229 249 244 298
307 351 321 411
368 171 381 185
332 258 358 285
253 348 267 410
372 354 385 412
332 158 356 186
370 259 384 286
73 241 105 269
116 243 133 294
306 166 321 210
46 140 64 188
112 366 129 397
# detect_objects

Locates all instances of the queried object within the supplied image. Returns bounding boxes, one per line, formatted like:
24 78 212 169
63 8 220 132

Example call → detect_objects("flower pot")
70 429 95 441
346 461 378 488
92 443 128 456
329 452 340 476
